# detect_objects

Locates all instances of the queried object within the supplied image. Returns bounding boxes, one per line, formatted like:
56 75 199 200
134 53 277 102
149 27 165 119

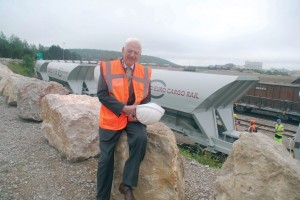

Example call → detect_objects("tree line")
70 49 178 66
0 31 178 69
0 31 81 60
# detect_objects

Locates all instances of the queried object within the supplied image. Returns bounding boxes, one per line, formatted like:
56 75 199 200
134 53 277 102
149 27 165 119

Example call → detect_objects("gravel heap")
0 94 219 200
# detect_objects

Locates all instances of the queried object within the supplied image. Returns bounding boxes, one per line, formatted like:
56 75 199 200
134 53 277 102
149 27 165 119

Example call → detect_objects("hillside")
69 49 179 66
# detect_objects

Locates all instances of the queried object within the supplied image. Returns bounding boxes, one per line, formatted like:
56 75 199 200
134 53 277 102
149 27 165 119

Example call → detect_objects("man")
274 119 284 143
96 38 152 200
234 114 240 130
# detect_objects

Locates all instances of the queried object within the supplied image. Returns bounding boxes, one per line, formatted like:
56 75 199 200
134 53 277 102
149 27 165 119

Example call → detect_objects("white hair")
124 37 142 49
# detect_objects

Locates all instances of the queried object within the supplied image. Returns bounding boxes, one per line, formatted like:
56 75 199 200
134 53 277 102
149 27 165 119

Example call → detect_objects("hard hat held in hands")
136 103 165 125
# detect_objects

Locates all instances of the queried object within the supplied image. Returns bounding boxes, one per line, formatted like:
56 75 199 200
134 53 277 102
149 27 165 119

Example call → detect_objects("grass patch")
179 144 227 169
7 61 35 77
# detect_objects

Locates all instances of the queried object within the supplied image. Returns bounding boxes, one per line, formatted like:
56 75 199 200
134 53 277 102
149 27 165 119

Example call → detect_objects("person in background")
247 120 257 133
234 114 240 130
96 38 152 200
274 119 284 143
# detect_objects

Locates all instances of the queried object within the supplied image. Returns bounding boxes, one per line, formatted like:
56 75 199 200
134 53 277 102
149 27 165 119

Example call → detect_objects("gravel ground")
0 94 219 200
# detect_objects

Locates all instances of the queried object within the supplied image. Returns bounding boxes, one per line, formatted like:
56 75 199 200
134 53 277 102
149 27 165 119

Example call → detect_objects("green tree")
0 31 10 57
9 34 24 58
71 52 81 60
0 31 82 61
38 44 46 52
21 54 35 76
22 54 34 68
45 45 63 60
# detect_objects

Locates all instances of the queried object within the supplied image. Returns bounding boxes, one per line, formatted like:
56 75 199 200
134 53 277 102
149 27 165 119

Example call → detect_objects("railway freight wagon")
94 66 259 154
36 60 259 154
35 60 99 95
234 81 300 122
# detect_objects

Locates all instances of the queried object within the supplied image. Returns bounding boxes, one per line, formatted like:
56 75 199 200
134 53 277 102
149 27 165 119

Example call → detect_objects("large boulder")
111 122 185 200
41 94 184 199
0 63 13 94
0 63 13 80
41 94 100 161
210 132 300 200
17 80 69 121
0 75 9 94
1 74 34 106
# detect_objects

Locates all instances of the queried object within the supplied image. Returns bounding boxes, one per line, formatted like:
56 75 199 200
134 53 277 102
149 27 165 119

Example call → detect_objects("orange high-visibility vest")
248 124 257 133
99 60 152 130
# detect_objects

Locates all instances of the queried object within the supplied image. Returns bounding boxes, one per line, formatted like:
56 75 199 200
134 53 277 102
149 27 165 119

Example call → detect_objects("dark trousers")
96 122 147 200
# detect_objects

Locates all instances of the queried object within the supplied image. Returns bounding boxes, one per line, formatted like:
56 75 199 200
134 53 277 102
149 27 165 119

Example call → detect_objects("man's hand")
128 115 139 122
122 105 137 116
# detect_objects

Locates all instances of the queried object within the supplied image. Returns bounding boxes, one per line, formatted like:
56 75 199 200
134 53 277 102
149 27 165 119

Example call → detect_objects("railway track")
236 117 298 152
237 118 296 138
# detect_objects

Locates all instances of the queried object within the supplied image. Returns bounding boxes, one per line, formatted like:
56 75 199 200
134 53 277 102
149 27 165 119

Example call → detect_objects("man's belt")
275 134 282 139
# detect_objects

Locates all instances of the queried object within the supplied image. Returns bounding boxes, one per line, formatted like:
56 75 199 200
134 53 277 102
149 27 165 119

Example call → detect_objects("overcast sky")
0 0 299 70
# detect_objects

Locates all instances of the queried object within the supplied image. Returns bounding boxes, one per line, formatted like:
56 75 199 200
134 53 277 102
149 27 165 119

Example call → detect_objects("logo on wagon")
151 79 166 99
150 79 199 99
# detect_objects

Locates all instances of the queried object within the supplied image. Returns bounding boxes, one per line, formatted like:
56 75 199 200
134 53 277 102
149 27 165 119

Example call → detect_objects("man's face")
122 42 141 67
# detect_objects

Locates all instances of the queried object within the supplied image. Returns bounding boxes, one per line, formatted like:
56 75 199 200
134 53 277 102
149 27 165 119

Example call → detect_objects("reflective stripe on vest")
104 61 124 100
102 61 127 104
132 67 150 98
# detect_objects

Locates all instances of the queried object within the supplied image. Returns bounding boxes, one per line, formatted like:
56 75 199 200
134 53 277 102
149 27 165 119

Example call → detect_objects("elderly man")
96 38 152 200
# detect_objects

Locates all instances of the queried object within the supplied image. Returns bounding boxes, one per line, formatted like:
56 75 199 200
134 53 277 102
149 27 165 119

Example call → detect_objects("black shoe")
119 183 136 200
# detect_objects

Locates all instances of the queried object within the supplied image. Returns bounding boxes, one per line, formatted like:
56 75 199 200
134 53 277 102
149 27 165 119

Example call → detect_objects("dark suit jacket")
97 60 151 117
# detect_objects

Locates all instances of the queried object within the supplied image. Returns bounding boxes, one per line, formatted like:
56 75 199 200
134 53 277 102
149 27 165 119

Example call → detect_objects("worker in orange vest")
247 120 257 133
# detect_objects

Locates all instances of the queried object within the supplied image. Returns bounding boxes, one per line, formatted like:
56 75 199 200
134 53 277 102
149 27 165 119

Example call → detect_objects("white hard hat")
136 103 165 125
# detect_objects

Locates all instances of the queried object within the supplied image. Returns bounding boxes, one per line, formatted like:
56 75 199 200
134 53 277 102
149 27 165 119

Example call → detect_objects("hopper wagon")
94 64 259 154
35 60 98 95
35 60 50 81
